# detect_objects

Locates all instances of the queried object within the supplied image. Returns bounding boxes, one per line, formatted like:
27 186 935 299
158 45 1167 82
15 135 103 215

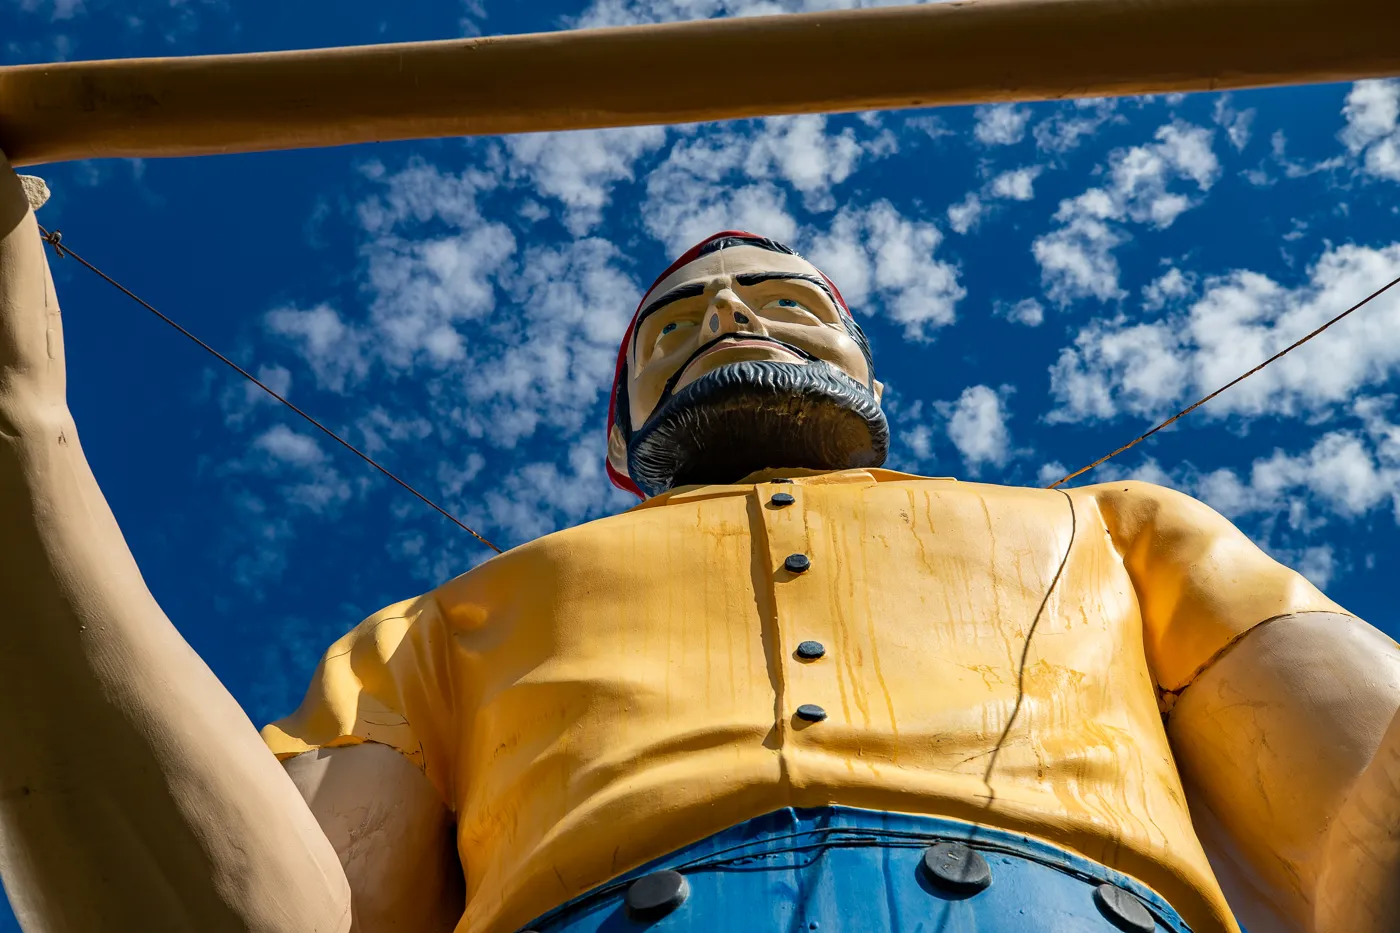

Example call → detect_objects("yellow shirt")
263 469 1344 933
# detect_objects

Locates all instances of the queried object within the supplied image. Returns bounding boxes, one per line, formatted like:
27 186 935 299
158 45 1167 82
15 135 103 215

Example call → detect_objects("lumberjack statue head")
607 231 889 498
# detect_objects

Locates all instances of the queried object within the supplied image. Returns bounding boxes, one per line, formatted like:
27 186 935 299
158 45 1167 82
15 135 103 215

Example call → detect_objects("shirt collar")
627 468 956 511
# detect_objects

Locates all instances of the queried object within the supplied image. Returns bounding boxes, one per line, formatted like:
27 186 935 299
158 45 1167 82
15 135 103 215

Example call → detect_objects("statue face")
624 246 877 432
608 242 889 497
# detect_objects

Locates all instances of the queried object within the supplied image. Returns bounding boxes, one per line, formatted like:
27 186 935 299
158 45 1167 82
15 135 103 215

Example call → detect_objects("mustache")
627 358 890 497
657 334 820 408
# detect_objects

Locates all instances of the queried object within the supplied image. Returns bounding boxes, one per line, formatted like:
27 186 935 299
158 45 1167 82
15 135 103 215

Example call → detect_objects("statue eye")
764 298 811 314
654 320 696 349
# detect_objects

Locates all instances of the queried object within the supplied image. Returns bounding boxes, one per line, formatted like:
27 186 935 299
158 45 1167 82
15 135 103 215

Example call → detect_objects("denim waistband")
523 807 1194 933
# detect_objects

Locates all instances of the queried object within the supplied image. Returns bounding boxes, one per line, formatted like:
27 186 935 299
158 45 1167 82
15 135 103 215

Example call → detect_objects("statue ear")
874 379 885 403
607 423 630 478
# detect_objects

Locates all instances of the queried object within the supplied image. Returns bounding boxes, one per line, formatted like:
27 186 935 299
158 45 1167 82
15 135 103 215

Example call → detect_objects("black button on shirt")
784 554 811 573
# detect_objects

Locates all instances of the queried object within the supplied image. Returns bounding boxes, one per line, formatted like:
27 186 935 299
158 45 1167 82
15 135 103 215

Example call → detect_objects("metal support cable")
38 225 503 554
1048 271 1400 489
37 221 1398 528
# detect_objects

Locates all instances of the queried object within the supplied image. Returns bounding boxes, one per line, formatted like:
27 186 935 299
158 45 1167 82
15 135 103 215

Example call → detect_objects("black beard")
626 359 890 498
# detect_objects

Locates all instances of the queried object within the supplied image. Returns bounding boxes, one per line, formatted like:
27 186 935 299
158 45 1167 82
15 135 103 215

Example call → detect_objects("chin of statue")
626 359 890 498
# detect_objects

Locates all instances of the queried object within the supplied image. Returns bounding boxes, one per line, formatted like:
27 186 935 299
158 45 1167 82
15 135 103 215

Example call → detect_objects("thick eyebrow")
734 271 839 307
631 282 707 362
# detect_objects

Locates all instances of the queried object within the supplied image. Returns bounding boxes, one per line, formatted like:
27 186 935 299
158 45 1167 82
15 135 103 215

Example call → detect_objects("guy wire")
40 222 1398 530
1048 270 1400 489
37 225 503 555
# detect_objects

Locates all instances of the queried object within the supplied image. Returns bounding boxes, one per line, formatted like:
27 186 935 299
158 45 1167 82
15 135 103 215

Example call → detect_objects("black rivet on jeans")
1093 884 1155 933
795 704 828 722
784 553 811 573
796 640 826 661
771 492 796 507
625 870 690 922
920 842 992 894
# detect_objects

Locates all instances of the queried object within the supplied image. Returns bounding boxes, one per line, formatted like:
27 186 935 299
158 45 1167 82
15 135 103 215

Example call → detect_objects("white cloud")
988 166 1042 201
905 115 954 142
354 407 434 458
1033 213 1126 305
1341 80 1400 182
246 425 355 515
1048 242 1400 424
482 436 632 543
944 385 1013 474
744 115 872 210
356 158 494 235
1290 546 1338 589
346 158 521 374
642 129 796 255
1187 399 1400 587
1142 267 1195 311
254 424 324 468
265 304 368 394
641 116 890 253
506 126 668 235
1213 97 1256 152
646 177 796 258
365 221 517 369
901 422 934 460
895 385 1018 475
973 105 1032 146
948 166 1044 234
807 200 965 341
1033 98 1120 153
221 364 294 428
1034 122 1219 305
946 193 984 235
1047 316 1188 422
271 158 644 469
464 237 641 447
997 298 1045 327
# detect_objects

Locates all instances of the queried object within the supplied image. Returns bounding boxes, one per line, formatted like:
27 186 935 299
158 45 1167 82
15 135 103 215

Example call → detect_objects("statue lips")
663 334 817 403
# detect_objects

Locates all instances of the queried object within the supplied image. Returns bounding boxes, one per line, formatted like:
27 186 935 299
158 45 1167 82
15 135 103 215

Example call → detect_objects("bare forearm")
0 408 346 931
1314 707 1400 933
1168 612 1400 933
0 177 349 931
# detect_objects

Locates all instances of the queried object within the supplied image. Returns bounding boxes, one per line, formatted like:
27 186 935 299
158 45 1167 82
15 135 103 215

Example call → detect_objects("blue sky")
6 0 1400 928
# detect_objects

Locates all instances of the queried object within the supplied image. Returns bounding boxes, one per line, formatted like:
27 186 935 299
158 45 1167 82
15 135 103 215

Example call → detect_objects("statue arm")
1167 612 1400 933
1090 481 1400 931
0 155 350 931
284 745 465 933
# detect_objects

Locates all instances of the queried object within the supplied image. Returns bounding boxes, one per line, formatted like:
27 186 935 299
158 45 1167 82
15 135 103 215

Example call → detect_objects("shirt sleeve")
260 593 458 807
1087 480 1350 693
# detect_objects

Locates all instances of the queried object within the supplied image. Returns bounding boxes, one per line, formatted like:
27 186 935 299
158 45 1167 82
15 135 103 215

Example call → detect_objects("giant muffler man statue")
2 154 1400 933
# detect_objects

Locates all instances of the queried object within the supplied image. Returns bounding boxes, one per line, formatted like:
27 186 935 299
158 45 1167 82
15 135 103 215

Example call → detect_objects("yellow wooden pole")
1 0 1396 167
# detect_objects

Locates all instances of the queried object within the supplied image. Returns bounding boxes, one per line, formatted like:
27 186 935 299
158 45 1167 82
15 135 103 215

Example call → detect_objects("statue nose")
708 289 760 335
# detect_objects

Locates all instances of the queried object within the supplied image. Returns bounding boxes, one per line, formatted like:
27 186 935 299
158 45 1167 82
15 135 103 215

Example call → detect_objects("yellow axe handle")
1 0 1395 167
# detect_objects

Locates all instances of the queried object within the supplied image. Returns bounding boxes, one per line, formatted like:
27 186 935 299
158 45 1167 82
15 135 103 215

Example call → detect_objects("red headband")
606 231 853 498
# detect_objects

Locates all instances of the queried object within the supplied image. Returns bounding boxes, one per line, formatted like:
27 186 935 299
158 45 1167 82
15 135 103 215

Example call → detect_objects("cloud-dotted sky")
5 1 1400 927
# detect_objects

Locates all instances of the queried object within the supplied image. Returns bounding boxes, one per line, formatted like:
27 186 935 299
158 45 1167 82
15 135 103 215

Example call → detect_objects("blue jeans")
523 807 1192 933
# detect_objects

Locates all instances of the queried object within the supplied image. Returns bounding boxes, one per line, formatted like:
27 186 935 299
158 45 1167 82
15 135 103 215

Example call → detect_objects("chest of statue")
435 473 1159 814
391 473 1208 933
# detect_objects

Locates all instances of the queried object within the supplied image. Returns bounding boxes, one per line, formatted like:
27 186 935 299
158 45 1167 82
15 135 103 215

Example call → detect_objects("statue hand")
0 148 67 425
0 147 66 405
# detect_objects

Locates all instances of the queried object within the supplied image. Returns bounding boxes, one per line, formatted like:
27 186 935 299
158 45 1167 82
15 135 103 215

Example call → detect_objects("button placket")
760 482 834 731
